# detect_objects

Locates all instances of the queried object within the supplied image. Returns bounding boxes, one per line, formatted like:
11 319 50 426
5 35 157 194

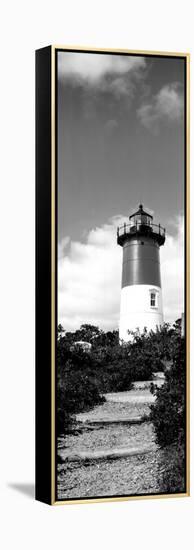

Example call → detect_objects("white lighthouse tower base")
119 284 163 342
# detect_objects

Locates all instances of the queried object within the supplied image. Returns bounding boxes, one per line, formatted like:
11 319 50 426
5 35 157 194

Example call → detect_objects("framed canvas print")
35 46 190 505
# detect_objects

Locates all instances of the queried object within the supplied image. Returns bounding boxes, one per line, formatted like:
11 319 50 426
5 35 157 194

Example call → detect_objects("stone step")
104 391 156 403
75 415 150 427
59 445 155 463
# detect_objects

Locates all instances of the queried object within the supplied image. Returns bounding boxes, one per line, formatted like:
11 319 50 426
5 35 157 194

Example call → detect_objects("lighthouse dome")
129 203 153 227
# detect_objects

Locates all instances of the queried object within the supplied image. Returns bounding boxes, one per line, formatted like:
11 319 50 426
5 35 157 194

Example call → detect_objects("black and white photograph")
56 48 188 501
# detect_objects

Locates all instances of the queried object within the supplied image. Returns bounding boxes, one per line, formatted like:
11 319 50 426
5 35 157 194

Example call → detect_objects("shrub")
150 335 186 493
150 337 185 447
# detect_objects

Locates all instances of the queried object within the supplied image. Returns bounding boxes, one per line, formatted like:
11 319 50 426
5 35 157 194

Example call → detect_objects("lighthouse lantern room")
117 204 166 342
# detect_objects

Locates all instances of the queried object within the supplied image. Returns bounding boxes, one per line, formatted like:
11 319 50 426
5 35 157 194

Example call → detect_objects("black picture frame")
36 45 190 505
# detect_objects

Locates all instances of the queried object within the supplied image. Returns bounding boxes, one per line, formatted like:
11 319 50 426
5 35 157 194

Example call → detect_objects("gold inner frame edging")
51 45 190 506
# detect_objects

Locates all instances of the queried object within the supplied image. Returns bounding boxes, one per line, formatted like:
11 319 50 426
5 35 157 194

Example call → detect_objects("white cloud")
58 52 146 106
161 216 184 323
137 83 184 133
58 215 184 332
58 216 124 331
58 52 146 85
58 236 70 260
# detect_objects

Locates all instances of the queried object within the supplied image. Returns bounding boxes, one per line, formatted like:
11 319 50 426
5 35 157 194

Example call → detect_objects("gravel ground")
57 447 168 499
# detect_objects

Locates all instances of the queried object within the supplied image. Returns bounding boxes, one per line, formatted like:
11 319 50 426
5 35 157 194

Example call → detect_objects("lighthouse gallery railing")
117 221 166 245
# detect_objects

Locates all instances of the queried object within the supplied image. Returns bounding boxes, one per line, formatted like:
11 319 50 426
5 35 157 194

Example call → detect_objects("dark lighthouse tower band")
117 204 166 342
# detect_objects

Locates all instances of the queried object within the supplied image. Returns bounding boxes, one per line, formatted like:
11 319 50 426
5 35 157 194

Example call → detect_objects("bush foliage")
150 336 185 447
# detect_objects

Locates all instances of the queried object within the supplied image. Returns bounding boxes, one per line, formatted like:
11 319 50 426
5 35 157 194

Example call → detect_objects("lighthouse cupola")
130 203 153 228
117 204 166 342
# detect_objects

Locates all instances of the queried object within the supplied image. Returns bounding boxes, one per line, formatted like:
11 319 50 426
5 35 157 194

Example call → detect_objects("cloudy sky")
57 50 185 331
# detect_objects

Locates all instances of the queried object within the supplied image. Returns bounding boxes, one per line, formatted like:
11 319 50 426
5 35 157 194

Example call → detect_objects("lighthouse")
117 204 166 342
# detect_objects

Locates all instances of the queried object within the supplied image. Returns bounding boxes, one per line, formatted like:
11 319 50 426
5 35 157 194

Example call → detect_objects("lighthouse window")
150 292 156 307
